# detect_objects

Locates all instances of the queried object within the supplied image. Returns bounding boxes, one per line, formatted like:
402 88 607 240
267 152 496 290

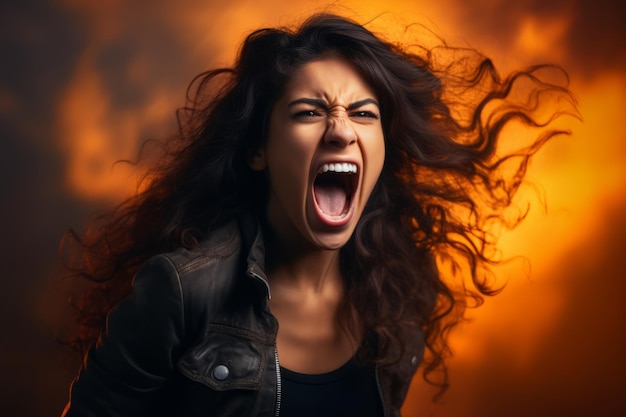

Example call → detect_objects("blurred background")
1 0 624 416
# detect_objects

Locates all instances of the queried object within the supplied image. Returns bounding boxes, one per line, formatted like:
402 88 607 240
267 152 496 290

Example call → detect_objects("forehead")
281 56 376 102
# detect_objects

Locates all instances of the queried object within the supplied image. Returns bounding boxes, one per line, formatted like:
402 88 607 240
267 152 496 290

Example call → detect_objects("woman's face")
251 55 385 251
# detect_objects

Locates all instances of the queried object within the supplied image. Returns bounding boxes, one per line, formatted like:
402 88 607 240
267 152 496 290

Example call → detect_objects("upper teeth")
321 163 357 173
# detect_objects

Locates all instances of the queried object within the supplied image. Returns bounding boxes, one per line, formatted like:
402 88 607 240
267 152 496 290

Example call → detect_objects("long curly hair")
62 13 577 395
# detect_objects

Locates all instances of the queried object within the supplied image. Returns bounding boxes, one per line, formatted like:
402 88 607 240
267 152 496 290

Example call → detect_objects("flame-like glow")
52 1 625 415
515 13 572 62
58 51 135 201
57 49 176 201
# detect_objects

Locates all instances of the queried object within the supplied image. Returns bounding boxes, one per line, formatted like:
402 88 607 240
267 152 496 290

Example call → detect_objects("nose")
323 117 357 148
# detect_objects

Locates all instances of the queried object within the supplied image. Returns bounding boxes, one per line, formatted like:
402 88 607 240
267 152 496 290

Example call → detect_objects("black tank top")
278 359 384 417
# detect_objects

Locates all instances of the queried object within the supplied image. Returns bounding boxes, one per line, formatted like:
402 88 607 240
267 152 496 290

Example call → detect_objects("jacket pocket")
176 324 267 391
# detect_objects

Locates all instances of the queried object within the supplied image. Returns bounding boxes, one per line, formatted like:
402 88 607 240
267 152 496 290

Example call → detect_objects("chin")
305 224 355 251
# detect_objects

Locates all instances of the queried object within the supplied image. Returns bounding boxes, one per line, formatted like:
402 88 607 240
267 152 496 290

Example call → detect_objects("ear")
248 148 267 171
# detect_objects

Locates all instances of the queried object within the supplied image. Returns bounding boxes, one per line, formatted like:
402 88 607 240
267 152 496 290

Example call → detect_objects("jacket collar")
239 212 271 299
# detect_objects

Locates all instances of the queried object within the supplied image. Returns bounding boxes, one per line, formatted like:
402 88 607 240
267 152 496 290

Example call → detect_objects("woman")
61 13 575 417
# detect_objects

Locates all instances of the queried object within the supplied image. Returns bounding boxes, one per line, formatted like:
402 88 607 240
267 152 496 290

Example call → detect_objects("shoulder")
162 220 243 277
133 220 243 296
146 220 256 323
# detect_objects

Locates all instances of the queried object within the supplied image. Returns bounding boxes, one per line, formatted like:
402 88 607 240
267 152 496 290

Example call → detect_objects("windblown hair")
62 14 577 395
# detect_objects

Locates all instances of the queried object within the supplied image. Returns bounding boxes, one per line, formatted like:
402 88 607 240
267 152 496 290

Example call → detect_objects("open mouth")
312 162 358 222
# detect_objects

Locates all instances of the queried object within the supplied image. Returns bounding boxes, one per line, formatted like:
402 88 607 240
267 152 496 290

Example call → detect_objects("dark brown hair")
63 13 578 395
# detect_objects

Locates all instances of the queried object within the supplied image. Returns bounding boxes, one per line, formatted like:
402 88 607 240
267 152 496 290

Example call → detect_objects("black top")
279 359 384 417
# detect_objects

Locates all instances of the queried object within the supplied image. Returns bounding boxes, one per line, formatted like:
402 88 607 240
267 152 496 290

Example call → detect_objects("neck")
262 222 343 294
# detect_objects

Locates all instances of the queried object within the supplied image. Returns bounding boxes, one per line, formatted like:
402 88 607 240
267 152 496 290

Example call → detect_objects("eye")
293 109 321 119
350 110 379 120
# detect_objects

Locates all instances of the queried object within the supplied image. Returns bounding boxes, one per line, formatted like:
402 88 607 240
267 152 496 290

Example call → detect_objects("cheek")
365 155 385 197
265 129 315 198
373 138 386 175
268 124 317 160
362 130 386 186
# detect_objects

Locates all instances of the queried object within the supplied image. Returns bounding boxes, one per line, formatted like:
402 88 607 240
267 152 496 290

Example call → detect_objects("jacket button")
212 365 230 381
410 356 418 366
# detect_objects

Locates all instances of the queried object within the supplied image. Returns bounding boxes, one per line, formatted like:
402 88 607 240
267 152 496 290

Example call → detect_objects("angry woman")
61 13 576 417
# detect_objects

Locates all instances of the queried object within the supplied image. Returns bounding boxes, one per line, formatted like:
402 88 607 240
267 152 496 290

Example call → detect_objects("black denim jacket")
63 216 425 417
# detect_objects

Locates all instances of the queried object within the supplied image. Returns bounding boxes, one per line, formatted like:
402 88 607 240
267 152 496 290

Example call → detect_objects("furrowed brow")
287 98 328 108
286 97 379 110
347 98 379 110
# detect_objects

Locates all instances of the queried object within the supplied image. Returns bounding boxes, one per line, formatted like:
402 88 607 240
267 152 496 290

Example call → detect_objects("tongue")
315 183 347 216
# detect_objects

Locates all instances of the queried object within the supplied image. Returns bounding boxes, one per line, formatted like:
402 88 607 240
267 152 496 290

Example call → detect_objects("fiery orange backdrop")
1 0 624 416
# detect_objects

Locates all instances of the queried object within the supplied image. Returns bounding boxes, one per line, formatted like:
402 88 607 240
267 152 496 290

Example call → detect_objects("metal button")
410 355 418 366
212 365 230 381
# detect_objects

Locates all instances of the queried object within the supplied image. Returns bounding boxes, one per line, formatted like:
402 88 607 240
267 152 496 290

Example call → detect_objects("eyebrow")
287 97 380 109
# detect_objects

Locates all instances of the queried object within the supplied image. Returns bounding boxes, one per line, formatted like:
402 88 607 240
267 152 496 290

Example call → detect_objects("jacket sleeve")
62 255 186 417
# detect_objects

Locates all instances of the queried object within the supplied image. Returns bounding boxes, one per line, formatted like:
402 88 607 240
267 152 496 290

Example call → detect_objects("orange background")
1 0 624 416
